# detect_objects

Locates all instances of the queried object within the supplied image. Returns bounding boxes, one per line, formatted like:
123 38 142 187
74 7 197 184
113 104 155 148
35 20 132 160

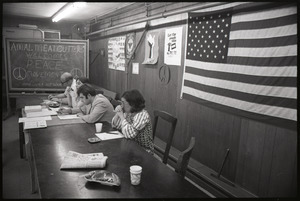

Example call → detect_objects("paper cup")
130 165 142 185
95 123 103 133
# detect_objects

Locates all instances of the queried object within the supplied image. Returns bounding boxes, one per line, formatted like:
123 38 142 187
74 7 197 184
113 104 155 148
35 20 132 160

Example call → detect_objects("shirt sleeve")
111 115 122 130
80 101 108 123
66 93 72 107
121 111 150 139
63 87 69 96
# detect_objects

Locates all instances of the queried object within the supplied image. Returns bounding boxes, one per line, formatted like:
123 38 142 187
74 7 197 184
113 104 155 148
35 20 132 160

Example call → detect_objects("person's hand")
77 100 84 108
77 113 84 117
48 94 55 100
66 86 72 93
58 108 71 114
114 105 123 113
51 98 60 102
114 105 125 120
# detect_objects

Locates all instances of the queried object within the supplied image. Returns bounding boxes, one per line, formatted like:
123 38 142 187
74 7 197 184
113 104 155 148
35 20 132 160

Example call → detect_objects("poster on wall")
108 36 126 71
125 33 136 59
142 31 159 65
164 27 182 66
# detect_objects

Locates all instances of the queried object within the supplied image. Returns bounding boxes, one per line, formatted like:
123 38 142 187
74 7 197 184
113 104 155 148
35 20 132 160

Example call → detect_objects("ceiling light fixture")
52 2 87 22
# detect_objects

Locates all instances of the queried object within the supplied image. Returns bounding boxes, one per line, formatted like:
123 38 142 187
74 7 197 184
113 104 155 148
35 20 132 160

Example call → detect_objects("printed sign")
164 27 182 66
108 36 126 71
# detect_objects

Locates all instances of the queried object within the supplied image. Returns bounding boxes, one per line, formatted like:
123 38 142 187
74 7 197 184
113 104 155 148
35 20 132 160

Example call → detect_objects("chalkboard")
5 39 88 92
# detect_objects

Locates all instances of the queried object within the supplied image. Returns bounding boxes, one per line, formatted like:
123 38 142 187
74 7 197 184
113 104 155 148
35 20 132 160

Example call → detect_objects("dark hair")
122 89 145 113
77 84 96 98
77 77 90 84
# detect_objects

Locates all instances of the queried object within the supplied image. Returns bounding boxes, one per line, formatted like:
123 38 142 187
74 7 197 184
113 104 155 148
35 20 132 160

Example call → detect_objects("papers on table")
57 115 79 120
18 116 52 123
26 108 57 117
95 131 124 141
21 106 52 129
24 120 47 130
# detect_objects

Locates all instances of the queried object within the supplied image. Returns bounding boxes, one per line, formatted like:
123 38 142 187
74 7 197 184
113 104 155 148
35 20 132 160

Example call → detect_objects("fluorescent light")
52 2 87 22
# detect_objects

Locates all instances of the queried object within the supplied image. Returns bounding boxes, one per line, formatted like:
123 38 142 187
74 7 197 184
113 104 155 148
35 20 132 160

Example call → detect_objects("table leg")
18 109 25 159
26 134 38 194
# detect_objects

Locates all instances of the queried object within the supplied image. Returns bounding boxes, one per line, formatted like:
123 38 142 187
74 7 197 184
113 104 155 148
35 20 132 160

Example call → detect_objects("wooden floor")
2 111 39 199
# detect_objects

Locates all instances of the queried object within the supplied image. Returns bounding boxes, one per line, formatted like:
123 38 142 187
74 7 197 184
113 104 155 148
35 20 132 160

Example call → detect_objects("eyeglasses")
61 79 72 85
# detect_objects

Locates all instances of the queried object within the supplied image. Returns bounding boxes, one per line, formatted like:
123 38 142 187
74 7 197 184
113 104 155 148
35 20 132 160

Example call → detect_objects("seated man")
59 84 115 123
68 76 90 109
48 72 75 105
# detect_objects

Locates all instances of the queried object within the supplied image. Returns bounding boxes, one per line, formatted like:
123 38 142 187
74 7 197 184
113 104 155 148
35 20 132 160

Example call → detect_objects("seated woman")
112 89 154 154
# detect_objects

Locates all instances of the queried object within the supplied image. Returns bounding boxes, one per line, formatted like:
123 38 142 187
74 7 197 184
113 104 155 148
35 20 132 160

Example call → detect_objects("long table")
27 122 209 198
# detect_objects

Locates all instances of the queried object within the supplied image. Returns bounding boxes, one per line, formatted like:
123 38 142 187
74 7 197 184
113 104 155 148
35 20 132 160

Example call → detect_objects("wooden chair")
153 110 177 164
175 137 196 177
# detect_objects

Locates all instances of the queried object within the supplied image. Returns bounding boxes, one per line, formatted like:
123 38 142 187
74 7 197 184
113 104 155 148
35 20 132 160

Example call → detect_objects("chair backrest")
175 137 196 177
153 110 177 164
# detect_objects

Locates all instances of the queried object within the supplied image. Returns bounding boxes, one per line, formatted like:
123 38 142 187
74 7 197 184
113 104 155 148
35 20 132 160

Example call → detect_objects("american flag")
180 2 297 130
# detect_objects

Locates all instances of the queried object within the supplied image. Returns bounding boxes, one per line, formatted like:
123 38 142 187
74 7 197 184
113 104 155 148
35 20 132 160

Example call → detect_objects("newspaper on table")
60 151 108 169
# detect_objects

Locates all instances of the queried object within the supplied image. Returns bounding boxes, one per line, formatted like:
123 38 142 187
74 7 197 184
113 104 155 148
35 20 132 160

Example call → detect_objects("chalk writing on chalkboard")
6 39 88 92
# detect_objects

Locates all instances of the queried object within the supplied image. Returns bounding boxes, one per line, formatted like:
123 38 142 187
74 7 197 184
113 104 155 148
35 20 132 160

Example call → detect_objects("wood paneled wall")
88 3 297 197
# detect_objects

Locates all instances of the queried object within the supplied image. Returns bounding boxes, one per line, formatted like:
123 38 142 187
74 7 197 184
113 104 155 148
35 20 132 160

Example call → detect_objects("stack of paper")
24 120 47 130
24 105 42 113
26 108 57 117
19 116 52 123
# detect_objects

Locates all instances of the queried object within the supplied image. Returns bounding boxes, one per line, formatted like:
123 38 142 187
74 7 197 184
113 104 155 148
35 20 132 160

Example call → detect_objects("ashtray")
48 102 60 108
84 170 121 186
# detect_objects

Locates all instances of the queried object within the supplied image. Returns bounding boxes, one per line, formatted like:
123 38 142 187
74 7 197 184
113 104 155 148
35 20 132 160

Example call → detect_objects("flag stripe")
229 24 297 40
229 35 297 48
227 56 297 67
230 14 297 31
185 66 296 87
182 92 297 130
185 59 296 77
184 72 296 99
182 86 296 121
228 45 297 58
184 80 297 109
231 4 297 23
